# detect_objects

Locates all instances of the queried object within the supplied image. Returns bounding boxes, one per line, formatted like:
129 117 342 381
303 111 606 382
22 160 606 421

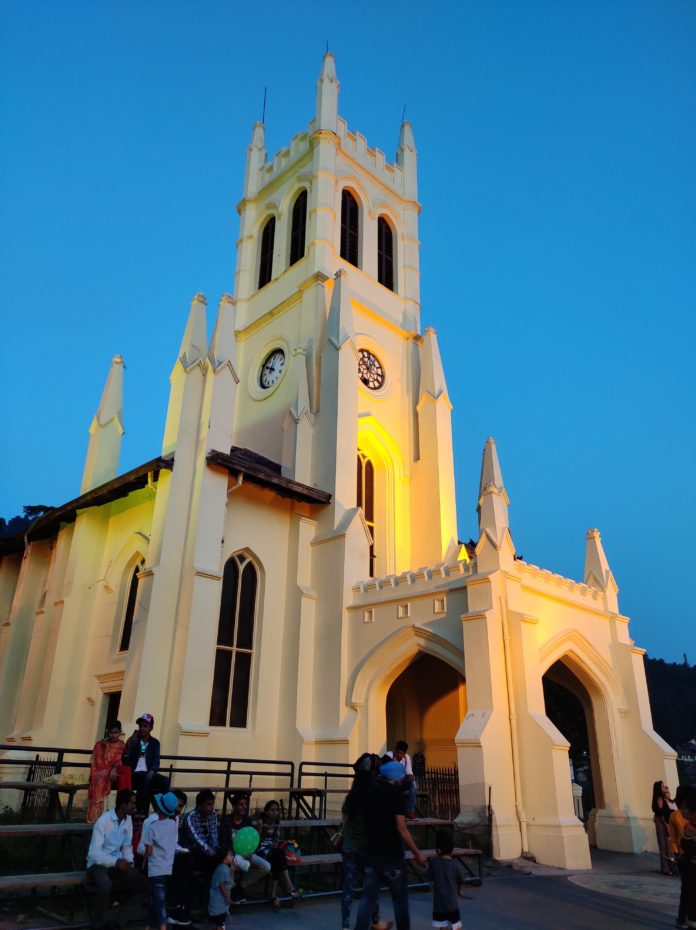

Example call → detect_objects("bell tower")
215 52 457 577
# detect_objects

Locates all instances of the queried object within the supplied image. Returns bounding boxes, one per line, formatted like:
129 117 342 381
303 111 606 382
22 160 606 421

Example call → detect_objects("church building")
0 53 676 869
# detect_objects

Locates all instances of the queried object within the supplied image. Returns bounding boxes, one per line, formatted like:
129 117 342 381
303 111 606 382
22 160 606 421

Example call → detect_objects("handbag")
278 839 302 864
329 814 348 851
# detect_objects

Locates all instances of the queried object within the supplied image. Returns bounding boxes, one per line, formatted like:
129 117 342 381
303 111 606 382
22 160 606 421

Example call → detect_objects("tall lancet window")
377 216 394 291
258 216 275 289
340 189 360 267
209 553 258 728
119 559 144 652
289 189 307 266
357 451 376 577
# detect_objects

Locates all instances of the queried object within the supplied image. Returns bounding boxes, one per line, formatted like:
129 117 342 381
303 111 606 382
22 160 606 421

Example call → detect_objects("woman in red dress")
87 721 129 823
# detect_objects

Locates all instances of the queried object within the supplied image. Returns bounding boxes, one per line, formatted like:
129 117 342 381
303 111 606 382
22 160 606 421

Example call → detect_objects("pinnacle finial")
95 354 125 427
584 528 619 609
316 51 339 131
477 437 510 547
177 294 208 368
81 355 125 492
479 437 504 496
249 121 265 149
418 327 448 401
398 120 416 152
396 119 418 198
319 50 337 81
326 269 355 348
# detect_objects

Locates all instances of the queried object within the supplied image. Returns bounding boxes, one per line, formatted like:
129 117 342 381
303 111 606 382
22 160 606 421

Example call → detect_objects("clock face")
358 349 385 390
259 349 286 389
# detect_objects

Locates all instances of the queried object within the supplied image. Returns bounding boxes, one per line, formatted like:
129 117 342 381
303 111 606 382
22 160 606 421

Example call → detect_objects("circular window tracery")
358 349 385 390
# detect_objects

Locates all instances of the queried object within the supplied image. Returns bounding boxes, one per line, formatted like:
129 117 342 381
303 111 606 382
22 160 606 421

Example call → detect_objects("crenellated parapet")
352 554 475 597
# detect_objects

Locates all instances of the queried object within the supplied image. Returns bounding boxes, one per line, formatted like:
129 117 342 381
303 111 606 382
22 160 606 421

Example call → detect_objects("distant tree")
22 505 51 520
0 505 52 539
644 655 696 748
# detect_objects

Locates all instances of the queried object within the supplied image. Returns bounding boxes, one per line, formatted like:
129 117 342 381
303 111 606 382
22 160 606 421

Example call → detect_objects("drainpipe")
500 595 529 854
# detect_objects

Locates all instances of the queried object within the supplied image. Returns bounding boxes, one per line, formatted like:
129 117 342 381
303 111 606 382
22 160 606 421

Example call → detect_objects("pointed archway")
386 653 466 768
543 660 603 822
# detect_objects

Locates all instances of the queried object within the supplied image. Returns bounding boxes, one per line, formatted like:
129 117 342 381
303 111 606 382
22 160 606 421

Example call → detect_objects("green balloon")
233 826 260 857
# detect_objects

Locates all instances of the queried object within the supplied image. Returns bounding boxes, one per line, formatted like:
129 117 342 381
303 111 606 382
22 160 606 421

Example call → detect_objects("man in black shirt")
355 761 426 930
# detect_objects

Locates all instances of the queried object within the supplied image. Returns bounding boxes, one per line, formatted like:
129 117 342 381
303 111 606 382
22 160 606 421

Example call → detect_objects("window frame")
340 188 360 268
209 553 259 729
377 215 395 292
289 189 308 267
258 215 276 289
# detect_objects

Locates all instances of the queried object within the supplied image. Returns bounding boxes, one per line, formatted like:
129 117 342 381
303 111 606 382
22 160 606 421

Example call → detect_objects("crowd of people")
85 720 469 930
87 718 696 930
651 779 696 929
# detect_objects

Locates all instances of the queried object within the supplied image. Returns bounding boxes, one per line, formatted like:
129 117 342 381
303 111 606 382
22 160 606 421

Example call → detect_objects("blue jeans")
148 874 168 929
341 845 380 928
355 856 409 930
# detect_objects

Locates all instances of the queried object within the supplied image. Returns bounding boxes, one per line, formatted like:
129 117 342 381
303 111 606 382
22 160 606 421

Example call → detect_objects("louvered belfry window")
340 189 359 267
289 190 307 266
258 216 275 288
377 216 394 291
357 452 376 577
209 553 258 728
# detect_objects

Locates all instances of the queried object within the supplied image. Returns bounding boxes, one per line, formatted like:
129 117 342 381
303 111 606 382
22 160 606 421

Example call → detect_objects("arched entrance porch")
543 659 603 824
386 653 465 768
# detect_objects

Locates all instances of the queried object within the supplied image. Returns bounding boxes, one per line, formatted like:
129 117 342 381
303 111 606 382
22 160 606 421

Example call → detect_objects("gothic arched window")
209 553 258 728
289 189 307 266
357 451 376 577
119 559 144 652
377 216 394 291
340 189 360 267
258 216 276 289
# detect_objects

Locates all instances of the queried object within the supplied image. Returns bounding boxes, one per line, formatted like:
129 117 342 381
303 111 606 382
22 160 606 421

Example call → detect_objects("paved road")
233 853 679 930
238 876 674 929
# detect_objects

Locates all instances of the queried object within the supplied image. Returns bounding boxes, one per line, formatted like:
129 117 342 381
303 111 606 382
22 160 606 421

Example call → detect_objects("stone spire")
315 51 339 132
477 437 510 548
584 528 619 611
397 120 417 199
81 355 125 493
326 269 355 349
418 327 448 402
244 121 266 198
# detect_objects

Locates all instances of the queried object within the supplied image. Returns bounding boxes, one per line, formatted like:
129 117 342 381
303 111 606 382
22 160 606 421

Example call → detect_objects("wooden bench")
255 846 483 898
0 781 89 823
0 871 87 893
0 823 93 838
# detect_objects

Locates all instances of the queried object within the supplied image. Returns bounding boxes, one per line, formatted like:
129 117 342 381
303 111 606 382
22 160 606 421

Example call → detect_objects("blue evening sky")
1 2 694 663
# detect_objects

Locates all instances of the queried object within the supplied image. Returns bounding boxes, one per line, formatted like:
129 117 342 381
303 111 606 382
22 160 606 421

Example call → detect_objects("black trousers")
86 863 149 928
131 770 169 815
170 850 217 916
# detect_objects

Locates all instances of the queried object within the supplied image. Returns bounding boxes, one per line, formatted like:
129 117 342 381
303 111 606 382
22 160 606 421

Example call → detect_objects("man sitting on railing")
386 740 418 820
122 713 169 816
86 788 149 929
